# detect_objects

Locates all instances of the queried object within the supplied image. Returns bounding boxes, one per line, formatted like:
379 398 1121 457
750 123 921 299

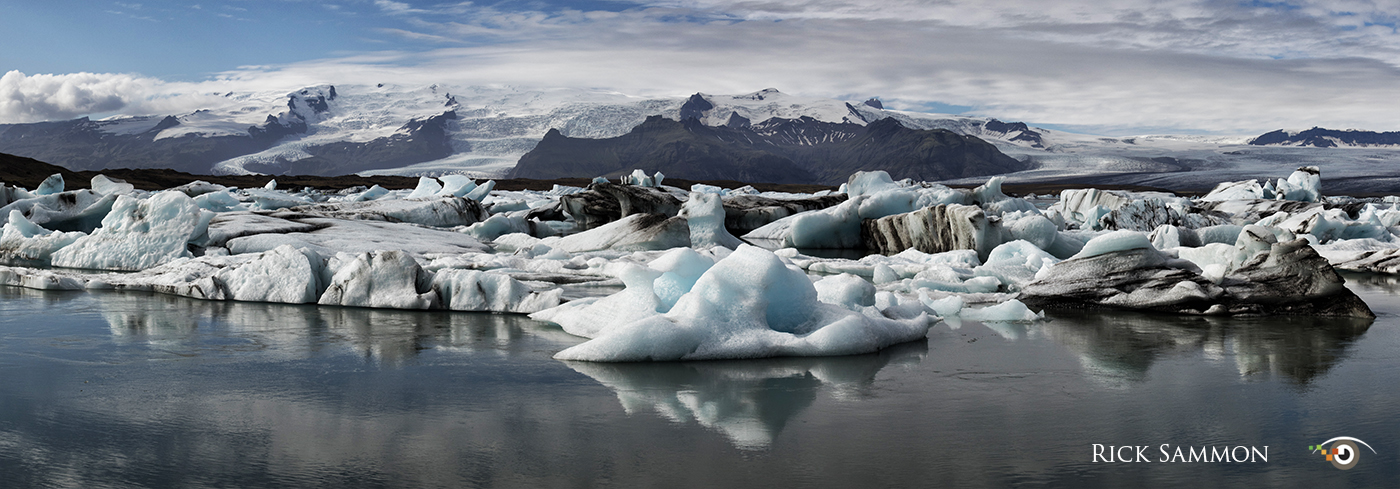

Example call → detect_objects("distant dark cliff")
1250 127 1400 147
508 116 1031 185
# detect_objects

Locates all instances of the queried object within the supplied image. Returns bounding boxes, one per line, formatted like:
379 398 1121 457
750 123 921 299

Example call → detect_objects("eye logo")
1309 437 1375 471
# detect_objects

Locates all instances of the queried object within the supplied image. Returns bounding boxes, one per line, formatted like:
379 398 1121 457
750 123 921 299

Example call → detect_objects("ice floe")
1 165 1395 361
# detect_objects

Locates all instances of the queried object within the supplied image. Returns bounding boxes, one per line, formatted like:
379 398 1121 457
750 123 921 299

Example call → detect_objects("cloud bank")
5 1 1400 134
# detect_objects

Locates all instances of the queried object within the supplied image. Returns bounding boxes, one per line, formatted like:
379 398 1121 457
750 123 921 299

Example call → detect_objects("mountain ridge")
509 115 1030 185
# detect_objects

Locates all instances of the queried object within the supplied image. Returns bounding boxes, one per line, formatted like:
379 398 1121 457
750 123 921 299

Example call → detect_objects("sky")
2 0 1400 135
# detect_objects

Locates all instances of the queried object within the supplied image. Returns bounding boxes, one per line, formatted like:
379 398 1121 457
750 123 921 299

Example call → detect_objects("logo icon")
1309 437 1375 470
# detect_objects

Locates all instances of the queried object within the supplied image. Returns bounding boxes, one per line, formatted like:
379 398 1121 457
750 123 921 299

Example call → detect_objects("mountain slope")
0 86 1056 179
1249 127 1400 147
509 115 1030 184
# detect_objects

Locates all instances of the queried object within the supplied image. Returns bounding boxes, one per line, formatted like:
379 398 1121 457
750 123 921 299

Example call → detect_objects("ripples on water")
1 281 1397 487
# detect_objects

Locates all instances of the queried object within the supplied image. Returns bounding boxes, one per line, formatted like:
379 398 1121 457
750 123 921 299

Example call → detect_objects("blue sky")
4 0 1400 135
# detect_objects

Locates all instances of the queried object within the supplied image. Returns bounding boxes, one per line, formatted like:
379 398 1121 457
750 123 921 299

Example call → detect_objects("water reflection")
89 291 583 364
1036 310 1372 386
565 341 927 450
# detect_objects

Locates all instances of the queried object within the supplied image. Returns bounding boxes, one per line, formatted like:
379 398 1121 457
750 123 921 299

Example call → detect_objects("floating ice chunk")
531 263 664 338
407 176 443 199
0 265 86 290
1149 224 1197 249
352 185 391 201
246 188 310 210
846 171 901 197
723 193 848 235
814 274 876 311
917 291 964 317
34 174 63 196
873 263 899 284
745 197 864 249
465 180 495 202
1050 188 1130 227
971 177 1037 215
464 214 531 241
0 190 116 233
1002 212 1059 251
690 183 726 195
170 180 227 197
432 269 562 313
288 197 487 227
549 213 690 253
0 210 86 265
960 299 1044 322
974 240 1060 290
649 248 715 311
487 199 530 215
681 192 743 249
621 169 657 187
490 232 542 253
862 203 1005 260
1175 243 1236 282
1020 223 1372 317
216 244 325 303
318 250 438 309
264 179 277 190
50 191 205 271
1072 230 1153 259
435 175 476 198
193 190 241 211
1273 166 1321 202
1 184 35 206
90 175 135 196
1200 179 1266 202
592 176 610 184
1195 224 1243 245
549 245 930 362
225 218 489 256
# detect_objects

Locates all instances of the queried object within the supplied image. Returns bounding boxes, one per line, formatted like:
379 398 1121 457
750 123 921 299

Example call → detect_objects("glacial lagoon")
1 280 1398 487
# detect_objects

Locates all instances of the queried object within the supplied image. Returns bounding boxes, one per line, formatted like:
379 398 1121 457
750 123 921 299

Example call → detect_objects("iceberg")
545 245 930 362
50 191 207 271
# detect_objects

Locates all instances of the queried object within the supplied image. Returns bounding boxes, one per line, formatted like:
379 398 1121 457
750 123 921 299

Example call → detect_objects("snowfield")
0 166 1391 361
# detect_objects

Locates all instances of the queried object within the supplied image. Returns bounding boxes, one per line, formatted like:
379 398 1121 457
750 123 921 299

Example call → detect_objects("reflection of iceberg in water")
102 293 202 344
1227 316 1373 383
565 341 927 450
1040 310 1372 386
93 291 582 363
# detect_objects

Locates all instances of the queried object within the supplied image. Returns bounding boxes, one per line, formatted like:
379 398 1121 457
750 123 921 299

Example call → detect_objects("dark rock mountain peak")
509 115 1030 184
863 98 883 109
287 85 338 122
1250 127 1400 147
148 115 182 135
725 112 751 128
240 110 459 176
678 93 715 121
982 119 1045 148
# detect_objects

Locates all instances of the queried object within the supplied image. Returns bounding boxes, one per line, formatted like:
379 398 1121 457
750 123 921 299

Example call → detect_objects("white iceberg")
546 245 931 362
50 191 207 271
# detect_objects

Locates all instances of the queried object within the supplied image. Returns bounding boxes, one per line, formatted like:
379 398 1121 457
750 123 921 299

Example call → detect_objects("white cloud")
0 71 228 123
12 1 1400 133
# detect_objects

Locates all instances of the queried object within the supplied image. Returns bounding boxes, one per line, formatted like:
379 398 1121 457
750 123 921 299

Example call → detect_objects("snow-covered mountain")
0 85 1053 179
6 84 1400 192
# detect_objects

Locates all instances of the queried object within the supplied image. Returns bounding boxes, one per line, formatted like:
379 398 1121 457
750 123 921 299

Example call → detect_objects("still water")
1 279 1398 488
